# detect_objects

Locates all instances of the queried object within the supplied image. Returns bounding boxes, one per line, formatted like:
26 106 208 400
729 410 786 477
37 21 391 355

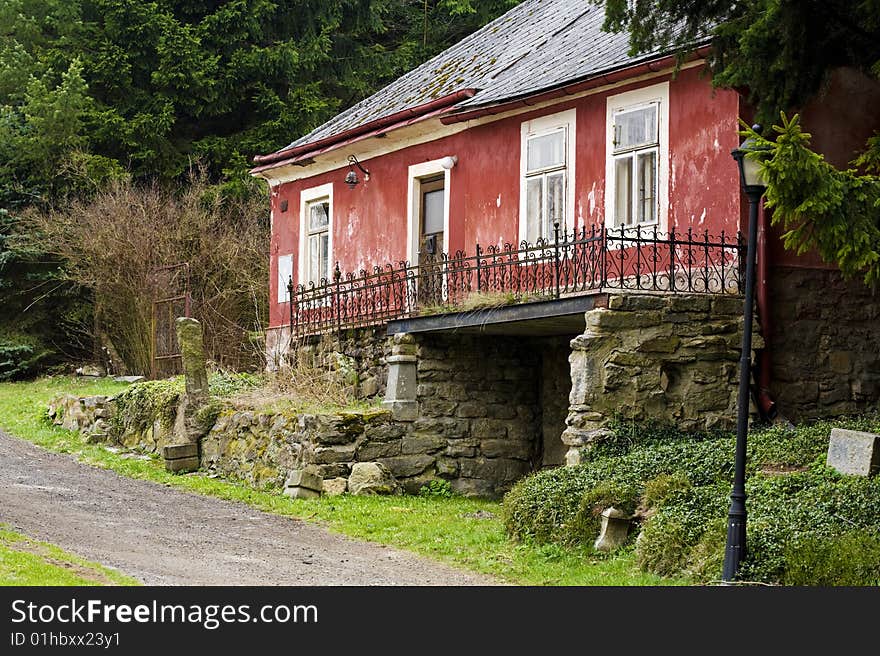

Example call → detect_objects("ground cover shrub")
502 423 735 546
782 531 880 586
502 413 880 584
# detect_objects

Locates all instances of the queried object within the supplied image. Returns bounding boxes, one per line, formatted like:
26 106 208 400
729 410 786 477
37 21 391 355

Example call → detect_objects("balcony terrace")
285 224 745 341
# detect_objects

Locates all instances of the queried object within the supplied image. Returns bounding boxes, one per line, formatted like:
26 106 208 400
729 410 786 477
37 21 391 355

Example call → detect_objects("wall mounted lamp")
345 155 370 189
440 155 458 170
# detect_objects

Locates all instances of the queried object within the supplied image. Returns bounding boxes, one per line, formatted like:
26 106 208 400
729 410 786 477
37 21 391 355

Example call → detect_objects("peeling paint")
496 194 502 207
699 208 707 225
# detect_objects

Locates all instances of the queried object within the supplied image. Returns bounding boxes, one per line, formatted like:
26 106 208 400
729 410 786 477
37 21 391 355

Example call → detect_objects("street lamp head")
731 124 767 193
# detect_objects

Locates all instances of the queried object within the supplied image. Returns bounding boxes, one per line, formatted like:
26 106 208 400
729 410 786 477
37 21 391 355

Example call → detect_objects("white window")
305 198 330 284
605 82 669 231
298 183 333 287
520 109 575 244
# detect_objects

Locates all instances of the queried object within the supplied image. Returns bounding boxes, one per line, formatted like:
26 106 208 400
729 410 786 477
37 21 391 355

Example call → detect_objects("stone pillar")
562 293 755 466
382 333 419 421
167 318 208 472
176 317 209 404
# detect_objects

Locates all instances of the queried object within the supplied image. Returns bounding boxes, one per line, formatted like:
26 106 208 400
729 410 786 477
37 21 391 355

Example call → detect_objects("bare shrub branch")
24 168 269 375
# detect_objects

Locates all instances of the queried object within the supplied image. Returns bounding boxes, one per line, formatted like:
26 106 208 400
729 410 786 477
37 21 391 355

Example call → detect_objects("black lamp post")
722 124 767 583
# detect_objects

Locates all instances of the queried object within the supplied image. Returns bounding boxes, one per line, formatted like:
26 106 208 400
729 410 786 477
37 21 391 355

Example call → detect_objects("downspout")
755 201 778 420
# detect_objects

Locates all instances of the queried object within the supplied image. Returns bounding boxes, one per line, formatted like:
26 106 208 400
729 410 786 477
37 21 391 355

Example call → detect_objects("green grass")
0 376 686 586
0 526 140 586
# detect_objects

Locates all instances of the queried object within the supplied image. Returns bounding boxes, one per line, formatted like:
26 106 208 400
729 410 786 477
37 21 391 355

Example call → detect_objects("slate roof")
271 0 676 156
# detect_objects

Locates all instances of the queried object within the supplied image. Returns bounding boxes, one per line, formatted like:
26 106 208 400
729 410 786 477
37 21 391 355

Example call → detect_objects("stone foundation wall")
563 293 751 464
767 266 880 420
410 333 543 496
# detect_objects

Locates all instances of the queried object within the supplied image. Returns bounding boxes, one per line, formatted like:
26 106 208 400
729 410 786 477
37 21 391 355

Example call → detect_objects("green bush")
208 371 262 397
635 484 729 578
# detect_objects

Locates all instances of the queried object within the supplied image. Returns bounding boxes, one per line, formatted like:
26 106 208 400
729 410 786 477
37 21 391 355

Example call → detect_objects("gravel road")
0 430 498 586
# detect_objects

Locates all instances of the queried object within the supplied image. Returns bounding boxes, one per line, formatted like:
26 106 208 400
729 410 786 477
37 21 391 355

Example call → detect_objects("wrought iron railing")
286 224 744 339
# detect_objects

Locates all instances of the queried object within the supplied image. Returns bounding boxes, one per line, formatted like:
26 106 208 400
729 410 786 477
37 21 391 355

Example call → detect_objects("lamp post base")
721 499 747 583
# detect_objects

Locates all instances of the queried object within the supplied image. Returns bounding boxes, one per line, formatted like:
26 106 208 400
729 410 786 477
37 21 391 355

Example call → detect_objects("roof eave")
440 45 712 125
249 88 478 174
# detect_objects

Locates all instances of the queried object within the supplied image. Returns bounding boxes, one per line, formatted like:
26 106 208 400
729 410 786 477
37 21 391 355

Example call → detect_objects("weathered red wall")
268 66 743 328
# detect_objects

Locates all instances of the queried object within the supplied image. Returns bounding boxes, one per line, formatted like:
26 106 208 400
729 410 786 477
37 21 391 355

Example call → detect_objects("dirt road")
0 430 498 586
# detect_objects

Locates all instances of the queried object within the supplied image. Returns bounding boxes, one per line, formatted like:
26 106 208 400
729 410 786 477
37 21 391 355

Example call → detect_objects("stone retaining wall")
767 266 880 420
47 394 115 442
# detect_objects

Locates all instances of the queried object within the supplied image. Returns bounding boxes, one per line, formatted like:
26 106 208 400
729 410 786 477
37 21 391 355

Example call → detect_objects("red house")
250 0 879 494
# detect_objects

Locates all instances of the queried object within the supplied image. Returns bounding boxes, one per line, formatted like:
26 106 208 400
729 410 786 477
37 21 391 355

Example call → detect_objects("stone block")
588 309 662 330
450 477 496 498
401 433 447 455
480 439 534 460
471 419 509 440
163 442 200 473
377 454 435 478
667 295 712 313
381 399 419 421
488 403 518 420
322 477 348 496
435 457 459 477
445 440 477 457
348 462 400 495
828 351 853 375
286 469 323 492
317 463 352 479
363 422 407 442
284 486 320 499
411 417 469 437
313 444 357 464
607 294 667 311
357 440 401 460
359 376 380 398
826 429 880 477
455 402 488 418
163 443 198 459
458 457 529 482
638 334 681 353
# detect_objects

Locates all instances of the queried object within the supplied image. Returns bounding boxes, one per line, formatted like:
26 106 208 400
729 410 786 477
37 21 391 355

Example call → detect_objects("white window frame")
519 108 576 245
406 159 451 264
298 182 334 287
605 82 669 232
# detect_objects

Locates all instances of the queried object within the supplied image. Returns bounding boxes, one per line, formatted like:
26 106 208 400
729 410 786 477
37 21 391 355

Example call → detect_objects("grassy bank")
0 376 683 586
0 525 139 586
